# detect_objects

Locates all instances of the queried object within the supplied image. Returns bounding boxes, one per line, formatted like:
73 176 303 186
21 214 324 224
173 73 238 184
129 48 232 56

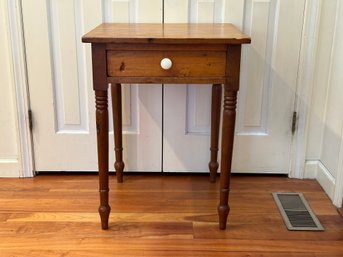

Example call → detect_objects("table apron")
106 76 227 85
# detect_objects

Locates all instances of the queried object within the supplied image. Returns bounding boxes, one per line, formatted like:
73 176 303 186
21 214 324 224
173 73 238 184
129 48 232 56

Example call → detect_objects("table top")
82 23 251 44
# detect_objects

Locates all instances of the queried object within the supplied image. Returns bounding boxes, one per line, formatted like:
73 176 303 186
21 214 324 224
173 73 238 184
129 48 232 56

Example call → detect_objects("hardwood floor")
0 173 342 257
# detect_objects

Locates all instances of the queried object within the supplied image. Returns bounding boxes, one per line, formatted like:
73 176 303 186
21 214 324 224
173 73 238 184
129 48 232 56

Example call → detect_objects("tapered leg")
95 90 110 230
209 84 222 183
218 88 237 230
111 83 125 183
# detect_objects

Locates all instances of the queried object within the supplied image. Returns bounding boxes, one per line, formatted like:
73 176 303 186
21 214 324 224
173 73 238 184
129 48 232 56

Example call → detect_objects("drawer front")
107 51 226 78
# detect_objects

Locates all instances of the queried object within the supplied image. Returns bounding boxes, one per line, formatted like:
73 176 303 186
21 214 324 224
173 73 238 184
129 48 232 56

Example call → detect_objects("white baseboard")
305 160 336 202
0 159 21 177
304 160 318 179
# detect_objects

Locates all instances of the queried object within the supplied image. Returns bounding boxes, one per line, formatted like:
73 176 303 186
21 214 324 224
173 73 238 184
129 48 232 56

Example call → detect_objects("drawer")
107 50 226 78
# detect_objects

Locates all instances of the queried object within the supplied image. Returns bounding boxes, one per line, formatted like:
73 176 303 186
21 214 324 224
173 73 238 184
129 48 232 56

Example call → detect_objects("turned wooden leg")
95 90 111 230
111 83 125 183
218 88 237 230
209 84 222 183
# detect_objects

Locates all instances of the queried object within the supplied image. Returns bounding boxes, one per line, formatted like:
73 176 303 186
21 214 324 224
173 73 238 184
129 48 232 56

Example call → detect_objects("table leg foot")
115 160 124 183
99 203 111 230
218 203 230 230
209 161 219 183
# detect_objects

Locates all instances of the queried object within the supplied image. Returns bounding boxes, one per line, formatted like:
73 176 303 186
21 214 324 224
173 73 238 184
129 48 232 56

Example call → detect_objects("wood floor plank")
0 213 11 222
6 211 281 223
0 192 335 215
0 221 194 239
0 250 321 257
0 238 343 253
193 220 343 240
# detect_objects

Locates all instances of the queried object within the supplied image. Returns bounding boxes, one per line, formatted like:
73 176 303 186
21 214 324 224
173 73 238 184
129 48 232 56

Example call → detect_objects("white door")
163 0 305 173
22 0 163 171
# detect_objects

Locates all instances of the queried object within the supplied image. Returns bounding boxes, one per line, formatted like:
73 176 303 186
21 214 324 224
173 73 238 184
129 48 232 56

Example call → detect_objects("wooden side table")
82 23 251 230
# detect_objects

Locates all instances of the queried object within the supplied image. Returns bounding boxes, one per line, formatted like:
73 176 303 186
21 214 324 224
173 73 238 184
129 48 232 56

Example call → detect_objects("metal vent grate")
272 192 324 231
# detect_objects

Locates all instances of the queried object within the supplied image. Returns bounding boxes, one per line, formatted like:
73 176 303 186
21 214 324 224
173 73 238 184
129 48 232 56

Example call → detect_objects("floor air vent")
272 192 324 231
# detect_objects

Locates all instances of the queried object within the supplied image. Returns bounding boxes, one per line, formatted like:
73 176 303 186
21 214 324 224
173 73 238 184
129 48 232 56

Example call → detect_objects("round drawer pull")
160 58 172 70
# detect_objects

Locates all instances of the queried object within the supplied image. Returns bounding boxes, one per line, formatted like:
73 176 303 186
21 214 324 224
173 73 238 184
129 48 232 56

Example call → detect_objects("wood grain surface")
107 50 226 78
82 23 251 44
0 174 342 256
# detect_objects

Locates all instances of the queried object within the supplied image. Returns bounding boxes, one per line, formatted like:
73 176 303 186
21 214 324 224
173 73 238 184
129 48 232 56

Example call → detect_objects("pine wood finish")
83 23 251 230
209 84 222 183
107 50 226 78
82 23 251 44
110 83 124 183
338 207 343 217
0 174 342 256
95 90 110 230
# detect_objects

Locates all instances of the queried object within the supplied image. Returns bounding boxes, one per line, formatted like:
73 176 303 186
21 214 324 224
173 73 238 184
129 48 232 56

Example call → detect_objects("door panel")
23 0 163 171
234 0 305 173
163 0 305 173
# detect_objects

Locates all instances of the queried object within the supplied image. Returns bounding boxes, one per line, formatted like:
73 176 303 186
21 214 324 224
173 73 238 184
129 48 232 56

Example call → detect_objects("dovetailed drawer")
107 50 226 78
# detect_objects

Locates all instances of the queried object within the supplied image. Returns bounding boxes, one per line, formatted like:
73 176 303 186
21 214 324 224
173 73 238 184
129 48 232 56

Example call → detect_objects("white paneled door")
163 0 305 173
23 0 163 171
24 0 305 174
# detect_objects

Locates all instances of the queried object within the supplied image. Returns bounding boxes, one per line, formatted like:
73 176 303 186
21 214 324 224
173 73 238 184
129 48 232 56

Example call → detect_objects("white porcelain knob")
160 58 172 70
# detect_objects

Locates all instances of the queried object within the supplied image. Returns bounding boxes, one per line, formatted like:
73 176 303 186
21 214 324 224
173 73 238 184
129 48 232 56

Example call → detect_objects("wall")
0 0 21 177
305 0 343 206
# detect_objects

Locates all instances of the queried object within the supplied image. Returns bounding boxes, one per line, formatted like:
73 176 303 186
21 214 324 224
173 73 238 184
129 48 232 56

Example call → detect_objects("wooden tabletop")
82 23 251 44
